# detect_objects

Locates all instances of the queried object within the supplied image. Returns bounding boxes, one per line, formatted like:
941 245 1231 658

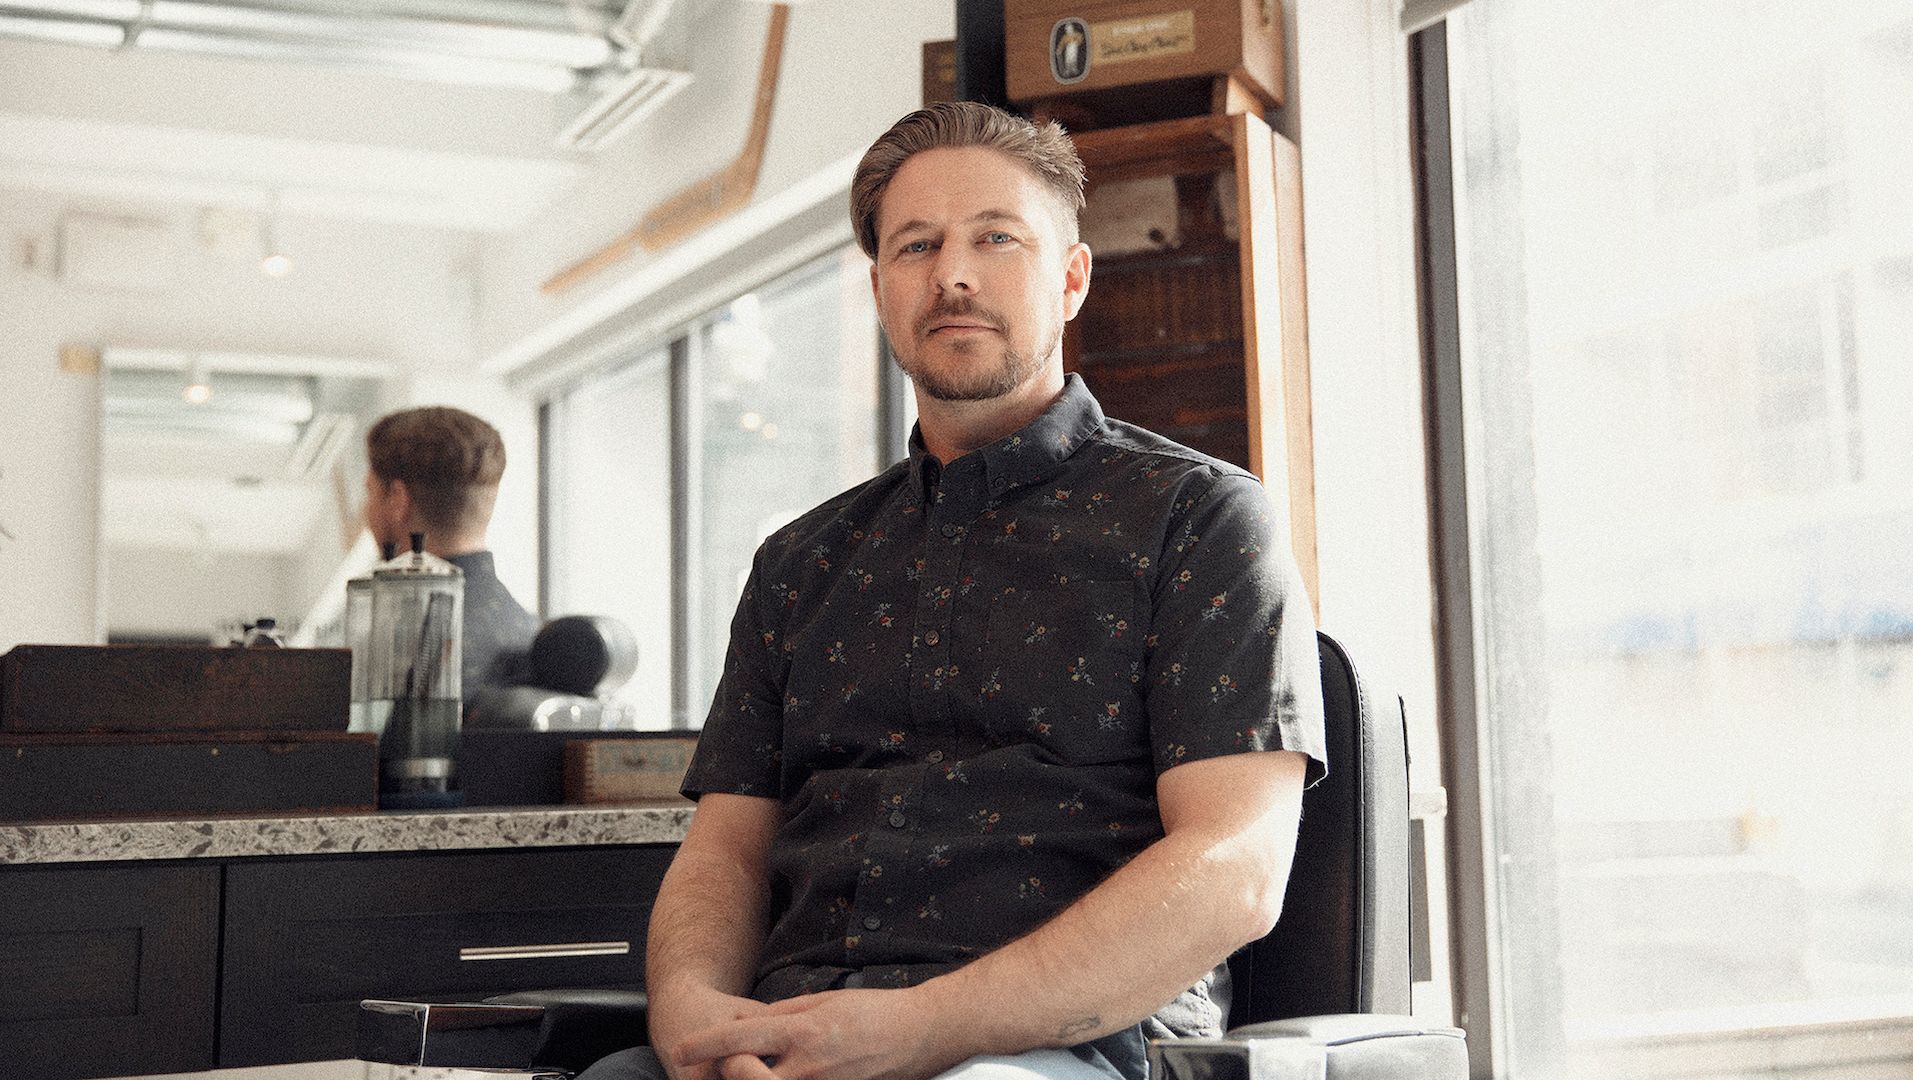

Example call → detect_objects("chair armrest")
490 988 652 1072
358 999 550 1069
357 989 648 1074
1150 1034 1327 1080
1150 1014 1466 1080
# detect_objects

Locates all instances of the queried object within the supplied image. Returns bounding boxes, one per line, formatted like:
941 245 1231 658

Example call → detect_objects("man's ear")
1061 241 1093 322
386 478 415 535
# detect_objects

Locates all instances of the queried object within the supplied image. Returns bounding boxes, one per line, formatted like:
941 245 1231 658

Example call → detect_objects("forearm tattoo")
1056 1016 1100 1040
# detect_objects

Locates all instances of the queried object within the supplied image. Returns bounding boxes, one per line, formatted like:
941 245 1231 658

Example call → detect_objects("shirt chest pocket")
976 576 1146 758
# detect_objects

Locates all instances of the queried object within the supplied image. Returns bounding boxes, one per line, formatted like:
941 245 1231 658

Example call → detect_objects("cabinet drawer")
0 863 219 1080
220 845 672 1067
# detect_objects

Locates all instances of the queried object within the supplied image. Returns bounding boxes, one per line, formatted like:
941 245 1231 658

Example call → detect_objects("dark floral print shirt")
683 374 1327 1040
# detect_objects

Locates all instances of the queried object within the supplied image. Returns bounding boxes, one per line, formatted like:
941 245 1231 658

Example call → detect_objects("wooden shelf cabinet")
1065 110 1318 605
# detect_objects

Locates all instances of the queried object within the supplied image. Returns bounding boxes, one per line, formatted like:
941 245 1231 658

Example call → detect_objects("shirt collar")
444 550 498 581
906 373 1106 503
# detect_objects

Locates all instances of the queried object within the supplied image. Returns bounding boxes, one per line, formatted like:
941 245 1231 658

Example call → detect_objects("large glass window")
1434 1 1913 1074
543 346 674 725
545 245 889 729
686 248 884 718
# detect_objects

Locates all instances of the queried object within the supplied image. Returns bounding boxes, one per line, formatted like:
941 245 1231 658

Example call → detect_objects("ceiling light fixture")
0 11 126 46
0 0 694 150
0 0 605 93
182 354 212 404
258 195 293 278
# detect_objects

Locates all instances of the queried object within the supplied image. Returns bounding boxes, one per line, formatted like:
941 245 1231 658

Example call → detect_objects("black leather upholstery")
1226 631 1413 1026
487 988 652 1073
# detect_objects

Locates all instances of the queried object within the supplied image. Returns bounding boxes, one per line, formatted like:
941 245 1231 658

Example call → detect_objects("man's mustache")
917 298 1006 338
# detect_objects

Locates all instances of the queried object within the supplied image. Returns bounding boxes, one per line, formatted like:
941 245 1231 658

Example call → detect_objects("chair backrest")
1225 630 1413 1026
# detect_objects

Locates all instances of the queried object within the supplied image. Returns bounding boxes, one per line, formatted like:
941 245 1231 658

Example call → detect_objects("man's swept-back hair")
851 100 1086 259
366 406 506 536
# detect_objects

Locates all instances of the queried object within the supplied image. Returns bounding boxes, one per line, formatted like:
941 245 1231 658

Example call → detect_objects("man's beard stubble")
891 295 1059 403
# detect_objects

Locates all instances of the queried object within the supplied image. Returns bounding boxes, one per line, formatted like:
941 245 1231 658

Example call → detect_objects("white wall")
0 212 97 648
1289 0 1449 1018
0 189 531 651
105 546 291 640
1290 1 1442 758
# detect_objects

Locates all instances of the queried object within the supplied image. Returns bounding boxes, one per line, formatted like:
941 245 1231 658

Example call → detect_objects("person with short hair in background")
363 405 539 696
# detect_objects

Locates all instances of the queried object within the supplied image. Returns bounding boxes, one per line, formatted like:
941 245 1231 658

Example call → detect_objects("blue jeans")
575 1036 1139 1080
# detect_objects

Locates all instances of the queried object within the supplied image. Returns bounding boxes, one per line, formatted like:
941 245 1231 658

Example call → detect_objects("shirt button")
941 525 959 537
926 750 944 764
925 630 940 646
863 915 883 931
888 811 907 828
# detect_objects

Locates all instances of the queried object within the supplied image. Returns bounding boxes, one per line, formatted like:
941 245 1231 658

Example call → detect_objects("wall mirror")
98 349 395 644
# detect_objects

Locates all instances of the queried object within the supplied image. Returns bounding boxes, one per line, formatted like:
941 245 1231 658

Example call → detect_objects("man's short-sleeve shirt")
683 374 1326 1037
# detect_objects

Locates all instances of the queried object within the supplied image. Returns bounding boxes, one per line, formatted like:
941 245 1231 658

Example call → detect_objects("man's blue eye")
904 240 931 254
986 232 1012 244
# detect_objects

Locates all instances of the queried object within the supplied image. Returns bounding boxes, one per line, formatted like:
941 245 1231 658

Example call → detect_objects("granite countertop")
0 802 696 865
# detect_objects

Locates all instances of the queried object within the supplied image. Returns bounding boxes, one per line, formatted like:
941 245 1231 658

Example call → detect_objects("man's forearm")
916 829 1278 1051
646 842 771 1002
908 752 1305 1060
644 793 781 1079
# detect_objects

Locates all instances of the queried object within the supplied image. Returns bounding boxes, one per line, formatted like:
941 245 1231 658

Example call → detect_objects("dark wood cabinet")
0 841 675 1078
220 845 672 1067
0 863 220 1080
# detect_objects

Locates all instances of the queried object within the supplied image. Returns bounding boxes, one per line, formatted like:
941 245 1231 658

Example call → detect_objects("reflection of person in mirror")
363 406 538 697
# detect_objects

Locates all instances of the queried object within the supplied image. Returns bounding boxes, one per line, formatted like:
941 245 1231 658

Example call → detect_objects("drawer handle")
459 941 632 961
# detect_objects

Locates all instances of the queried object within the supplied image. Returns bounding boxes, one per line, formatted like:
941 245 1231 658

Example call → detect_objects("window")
543 345 674 725
544 245 893 729
683 249 887 720
1425 2 1913 1074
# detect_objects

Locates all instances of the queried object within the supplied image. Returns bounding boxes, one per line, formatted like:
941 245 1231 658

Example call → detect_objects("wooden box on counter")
0 643 349 734
1006 0 1285 109
0 730 377 821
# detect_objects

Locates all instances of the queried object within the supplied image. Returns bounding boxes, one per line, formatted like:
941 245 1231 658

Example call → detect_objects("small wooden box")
0 644 350 734
1006 0 1285 108
564 735 699 805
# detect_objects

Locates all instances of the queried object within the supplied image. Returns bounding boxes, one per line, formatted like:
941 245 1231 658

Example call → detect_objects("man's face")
870 146 1089 403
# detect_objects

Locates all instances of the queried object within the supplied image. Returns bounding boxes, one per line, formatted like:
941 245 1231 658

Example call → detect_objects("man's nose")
932 243 975 295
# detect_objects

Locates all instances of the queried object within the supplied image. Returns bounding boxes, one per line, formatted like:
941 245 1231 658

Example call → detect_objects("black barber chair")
358 631 1465 1079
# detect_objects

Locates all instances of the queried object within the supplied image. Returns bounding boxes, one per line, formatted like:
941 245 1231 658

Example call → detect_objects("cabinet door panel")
0 863 219 1080
221 845 672 1066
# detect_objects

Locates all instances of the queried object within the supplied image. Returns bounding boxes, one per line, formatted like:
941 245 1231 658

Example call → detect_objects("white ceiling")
0 31 590 232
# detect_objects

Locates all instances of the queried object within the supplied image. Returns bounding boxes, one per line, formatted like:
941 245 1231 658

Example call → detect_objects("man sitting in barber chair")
582 102 1326 1080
